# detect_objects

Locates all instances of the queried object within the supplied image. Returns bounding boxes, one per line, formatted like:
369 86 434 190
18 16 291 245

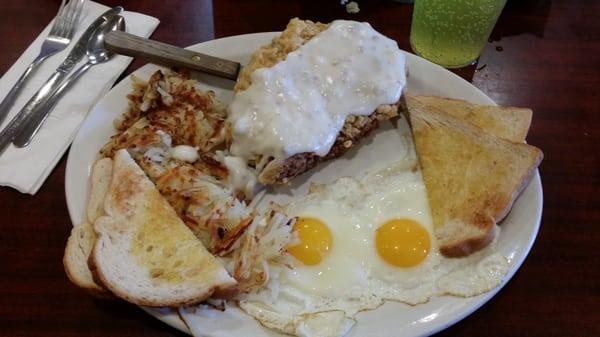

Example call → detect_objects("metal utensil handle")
13 62 92 147
0 55 48 126
0 71 65 156
0 7 124 156
104 31 241 80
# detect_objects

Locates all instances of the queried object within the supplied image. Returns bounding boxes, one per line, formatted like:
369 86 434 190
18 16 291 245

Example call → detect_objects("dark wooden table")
1 0 598 336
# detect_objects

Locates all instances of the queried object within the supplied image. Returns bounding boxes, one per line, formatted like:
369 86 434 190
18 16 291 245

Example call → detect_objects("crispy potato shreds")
228 205 294 294
115 74 150 132
102 69 228 158
211 216 254 257
196 153 229 181
102 117 256 256
97 68 297 299
100 120 162 158
151 163 254 253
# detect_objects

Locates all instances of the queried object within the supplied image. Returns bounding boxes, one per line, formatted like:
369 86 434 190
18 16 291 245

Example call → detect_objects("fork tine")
65 0 85 39
57 0 73 37
58 0 77 37
59 0 82 39
48 0 67 37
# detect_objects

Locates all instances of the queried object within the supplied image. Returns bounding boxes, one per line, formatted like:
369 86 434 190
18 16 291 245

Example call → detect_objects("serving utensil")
104 31 240 80
0 7 122 156
13 16 126 147
0 0 85 126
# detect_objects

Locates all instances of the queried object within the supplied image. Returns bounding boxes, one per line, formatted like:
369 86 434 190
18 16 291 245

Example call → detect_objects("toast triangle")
405 95 532 143
91 149 236 307
405 97 543 257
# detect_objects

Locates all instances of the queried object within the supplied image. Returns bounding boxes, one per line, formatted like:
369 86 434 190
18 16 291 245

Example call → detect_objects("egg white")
238 162 509 337
282 163 440 305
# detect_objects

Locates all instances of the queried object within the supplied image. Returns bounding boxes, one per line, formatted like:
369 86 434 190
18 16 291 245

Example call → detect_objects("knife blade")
0 6 123 156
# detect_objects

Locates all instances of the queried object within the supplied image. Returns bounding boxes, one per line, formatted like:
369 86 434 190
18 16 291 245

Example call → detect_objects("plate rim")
64 32 543 337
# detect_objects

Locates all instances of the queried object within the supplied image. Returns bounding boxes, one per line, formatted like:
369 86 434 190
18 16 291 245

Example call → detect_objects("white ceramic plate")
65 33 543 337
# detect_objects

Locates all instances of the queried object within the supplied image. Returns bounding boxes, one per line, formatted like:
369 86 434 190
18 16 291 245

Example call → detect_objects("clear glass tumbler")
410 0 507 68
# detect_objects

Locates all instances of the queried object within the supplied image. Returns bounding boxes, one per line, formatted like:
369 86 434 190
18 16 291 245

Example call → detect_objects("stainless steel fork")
0 0 85 126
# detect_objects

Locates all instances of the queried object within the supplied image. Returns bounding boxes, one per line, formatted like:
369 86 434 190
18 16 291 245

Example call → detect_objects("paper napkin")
0 1 159 194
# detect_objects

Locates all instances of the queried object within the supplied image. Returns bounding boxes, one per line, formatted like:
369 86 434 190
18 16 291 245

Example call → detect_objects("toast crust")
64 158 114 296
63 223 109 297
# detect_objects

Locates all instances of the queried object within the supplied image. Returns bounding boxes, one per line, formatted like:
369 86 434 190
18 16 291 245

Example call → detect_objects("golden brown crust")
438 214 497 257
63 223 113 298
62 243 109 298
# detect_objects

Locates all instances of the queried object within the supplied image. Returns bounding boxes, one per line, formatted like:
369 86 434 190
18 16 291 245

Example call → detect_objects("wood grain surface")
0 0 598 336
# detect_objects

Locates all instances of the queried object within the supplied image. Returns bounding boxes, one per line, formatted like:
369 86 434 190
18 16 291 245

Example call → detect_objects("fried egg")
280 165 440 304
238 162 509 337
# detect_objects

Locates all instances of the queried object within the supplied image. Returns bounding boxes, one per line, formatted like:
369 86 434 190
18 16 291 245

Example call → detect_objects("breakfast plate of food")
64 19 543 337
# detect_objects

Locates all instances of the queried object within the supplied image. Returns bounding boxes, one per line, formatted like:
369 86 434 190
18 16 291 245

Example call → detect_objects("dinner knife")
0 7 123 156
104 31 241 80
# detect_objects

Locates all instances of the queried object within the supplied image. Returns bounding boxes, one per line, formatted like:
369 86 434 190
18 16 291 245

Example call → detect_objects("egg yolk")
375 218 430 267
286 217 332 265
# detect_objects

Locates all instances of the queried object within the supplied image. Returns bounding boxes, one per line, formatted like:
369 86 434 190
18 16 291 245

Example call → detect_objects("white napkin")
0 1 159 194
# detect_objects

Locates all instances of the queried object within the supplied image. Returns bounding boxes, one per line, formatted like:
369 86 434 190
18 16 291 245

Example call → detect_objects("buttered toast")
91 150 236 307
404 96 543 257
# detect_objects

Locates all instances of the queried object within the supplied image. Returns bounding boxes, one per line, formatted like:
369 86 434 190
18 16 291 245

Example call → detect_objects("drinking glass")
410 0 507 68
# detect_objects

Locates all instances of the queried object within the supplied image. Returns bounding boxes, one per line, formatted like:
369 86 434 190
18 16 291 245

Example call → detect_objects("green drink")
410 0 507 68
